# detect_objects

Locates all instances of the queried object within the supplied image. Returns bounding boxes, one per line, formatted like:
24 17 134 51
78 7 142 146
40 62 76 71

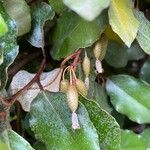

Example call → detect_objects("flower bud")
76 79 88 97
60 79 69 93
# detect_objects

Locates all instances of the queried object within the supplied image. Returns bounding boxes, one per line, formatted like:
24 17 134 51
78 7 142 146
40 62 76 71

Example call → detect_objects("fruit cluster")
59 34 108 129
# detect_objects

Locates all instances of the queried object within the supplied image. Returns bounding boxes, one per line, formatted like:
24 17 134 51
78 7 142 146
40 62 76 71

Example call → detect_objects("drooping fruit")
60 79 69 93
76 79 88 97
93 34 108 61
82 51 90 77
66 84 80 129
66 84 78 113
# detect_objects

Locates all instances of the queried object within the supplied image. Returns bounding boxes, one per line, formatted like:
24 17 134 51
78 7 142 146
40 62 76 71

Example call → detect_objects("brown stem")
16 102 21 134
71 49 81 69
60 51 79 68
8 50 42 76
7 58 46 107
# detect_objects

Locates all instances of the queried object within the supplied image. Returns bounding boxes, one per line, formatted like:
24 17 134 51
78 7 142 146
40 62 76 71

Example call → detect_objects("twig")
7 58 46 106
8 50 42 76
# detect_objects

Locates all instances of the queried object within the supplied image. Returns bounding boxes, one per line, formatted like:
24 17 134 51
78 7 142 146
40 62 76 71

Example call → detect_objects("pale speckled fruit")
76 79 88 96
93 34 108 61
99 35 108 61
66 85 78 112
93 39 102 59
60 79 69 93
82 53 90 77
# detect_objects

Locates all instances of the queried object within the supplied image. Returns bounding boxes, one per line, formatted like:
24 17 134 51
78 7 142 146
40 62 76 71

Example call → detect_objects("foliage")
0 0 150 150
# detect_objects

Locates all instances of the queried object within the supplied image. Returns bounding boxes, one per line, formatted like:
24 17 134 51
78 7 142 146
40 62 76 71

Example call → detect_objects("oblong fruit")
60 79 69 93
93 39 102 59
82 52 90 77
93 34 108 61
76 79 88 97
99 34 108 61
66 84 78 112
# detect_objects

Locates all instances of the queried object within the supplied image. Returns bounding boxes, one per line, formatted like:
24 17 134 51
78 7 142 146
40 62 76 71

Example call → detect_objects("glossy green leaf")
127 40 145 61
89 82 112 114
106 75 150 123
27 2 55 48
141 128 150 148
140 58 150 84
121 130 147 150
2 0 31 36
108 0 139 47
0 14 8 37
29 91 100 150
105 41 128 68
51 10 108 60
48 0 66 13
80 96 121 150
63 0 110 21
105 40 145 68
0 2 18 90
0 129 34 150
134 10 150 55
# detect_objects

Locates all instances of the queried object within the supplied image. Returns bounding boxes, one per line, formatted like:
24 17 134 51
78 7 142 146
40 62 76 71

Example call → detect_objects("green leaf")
106 75 150 123
29 91 100 150
51 10 108 60
63 0 110 21
0 2 18 90
127 40 145 61
2 0 31 36
89 82 112 114
121 130 147 150
134 10 150 55
141 128 150 148
48 0 66 13
108 0 139 47
105 41 128 68
0 129 34 150
27 2 55 48
33 141 46 150
140 58 150 84
105 40 145 68
80 96 121 150
0 14 8 37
